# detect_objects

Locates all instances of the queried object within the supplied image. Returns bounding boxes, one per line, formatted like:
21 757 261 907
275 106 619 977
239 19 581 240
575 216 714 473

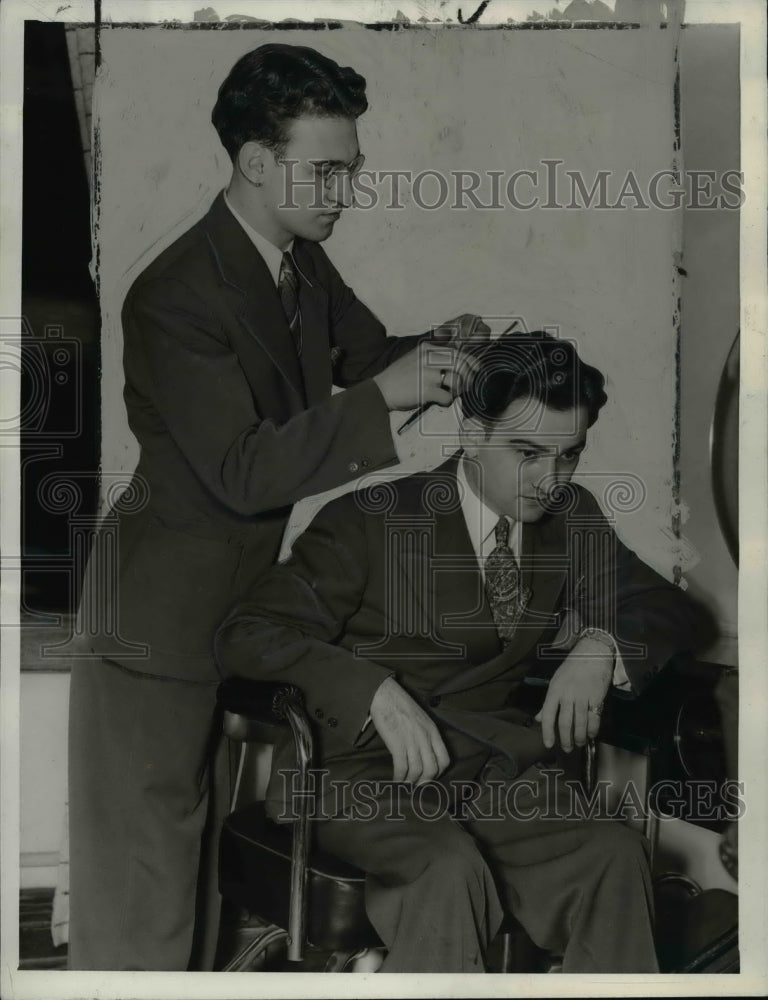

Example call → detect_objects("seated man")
216 332 711 973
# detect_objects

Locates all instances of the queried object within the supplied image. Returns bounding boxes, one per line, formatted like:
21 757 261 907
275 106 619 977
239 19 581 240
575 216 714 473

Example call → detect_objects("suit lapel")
395 459 482 660
236 277 307 409
203 192 306 408
293 242 332 407
496 511 570 666
391 458 498 664
432 492 570 697
432 507 502 661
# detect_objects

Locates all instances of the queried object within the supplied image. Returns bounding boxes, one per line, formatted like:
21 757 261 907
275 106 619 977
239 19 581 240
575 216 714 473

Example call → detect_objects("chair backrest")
222 708 287 745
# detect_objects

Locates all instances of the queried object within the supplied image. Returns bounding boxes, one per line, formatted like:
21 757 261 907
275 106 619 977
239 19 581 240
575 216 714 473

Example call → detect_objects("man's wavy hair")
460 331 608 430
212 43 368 162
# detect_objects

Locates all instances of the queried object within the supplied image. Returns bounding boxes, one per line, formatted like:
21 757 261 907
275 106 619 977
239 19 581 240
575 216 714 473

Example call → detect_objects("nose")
536 454 558 490
328 172 354 209
533 455 570 499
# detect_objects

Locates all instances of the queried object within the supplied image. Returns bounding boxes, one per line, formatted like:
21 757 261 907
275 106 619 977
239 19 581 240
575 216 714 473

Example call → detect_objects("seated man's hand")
370 677 450 784
535 636 614 752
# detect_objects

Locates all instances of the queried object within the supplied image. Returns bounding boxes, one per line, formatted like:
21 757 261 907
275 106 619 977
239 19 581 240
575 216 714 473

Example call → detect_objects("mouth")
319 211 341 221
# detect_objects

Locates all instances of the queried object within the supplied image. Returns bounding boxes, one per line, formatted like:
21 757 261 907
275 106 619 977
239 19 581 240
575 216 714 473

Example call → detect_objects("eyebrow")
309 157 356 167
308 155 362 168
507 438 586 451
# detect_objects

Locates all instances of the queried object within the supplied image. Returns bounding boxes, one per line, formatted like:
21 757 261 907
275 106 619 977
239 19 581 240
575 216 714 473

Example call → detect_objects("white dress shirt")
456 457 522 577
224 190 292 285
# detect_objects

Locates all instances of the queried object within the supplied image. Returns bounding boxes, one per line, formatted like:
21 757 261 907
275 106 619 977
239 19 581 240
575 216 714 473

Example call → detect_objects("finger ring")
588 703 603 717
439 369 448 391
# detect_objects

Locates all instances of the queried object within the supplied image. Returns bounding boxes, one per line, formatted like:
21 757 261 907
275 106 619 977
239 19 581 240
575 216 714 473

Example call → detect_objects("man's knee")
585 819 650 871
419 829 490 888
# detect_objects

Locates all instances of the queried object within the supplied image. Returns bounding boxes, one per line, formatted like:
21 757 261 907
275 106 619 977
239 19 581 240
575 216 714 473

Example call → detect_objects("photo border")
1 2 765 997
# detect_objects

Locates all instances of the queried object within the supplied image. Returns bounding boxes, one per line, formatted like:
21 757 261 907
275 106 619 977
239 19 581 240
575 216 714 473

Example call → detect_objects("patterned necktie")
278 251 302 356
484 516 524 646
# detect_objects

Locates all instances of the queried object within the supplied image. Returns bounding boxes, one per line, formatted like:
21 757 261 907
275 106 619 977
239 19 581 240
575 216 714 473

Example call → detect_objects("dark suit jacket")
216 455 707 812
83 191 420 680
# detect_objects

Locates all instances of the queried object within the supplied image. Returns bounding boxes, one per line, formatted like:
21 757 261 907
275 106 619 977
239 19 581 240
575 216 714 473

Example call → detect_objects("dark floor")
17 890 545 973
19 888 68 970
20 883 739 973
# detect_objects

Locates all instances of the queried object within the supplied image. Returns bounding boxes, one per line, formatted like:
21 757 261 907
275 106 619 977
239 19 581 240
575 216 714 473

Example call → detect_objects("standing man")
68 43 486 971
216 332 713 972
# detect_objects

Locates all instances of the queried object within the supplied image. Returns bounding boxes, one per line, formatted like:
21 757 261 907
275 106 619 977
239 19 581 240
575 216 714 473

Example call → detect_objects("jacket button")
428 696 441 708
314 708 324 720
328 717 338 728
348 461 359 473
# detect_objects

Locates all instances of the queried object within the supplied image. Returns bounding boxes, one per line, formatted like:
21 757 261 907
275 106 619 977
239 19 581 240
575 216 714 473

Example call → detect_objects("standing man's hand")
370 677 450 784
431 313 491 349
534 636 615 752
372 313 490 410
432 313 492 395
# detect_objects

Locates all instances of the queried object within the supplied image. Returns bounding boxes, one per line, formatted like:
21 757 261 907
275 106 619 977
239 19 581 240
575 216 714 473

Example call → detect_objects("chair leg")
499 931 513 973
222 925 288 972
494 927 552 972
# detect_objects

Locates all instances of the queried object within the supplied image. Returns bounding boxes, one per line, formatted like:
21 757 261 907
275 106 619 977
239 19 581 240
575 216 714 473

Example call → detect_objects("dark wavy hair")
212 43 368 161
460 331 608 429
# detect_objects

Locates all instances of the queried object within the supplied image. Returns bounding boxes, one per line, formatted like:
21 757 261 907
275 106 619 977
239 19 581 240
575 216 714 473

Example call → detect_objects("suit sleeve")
317 249 425 387
573 490 716 695
125 277 400 516
215 494 393 745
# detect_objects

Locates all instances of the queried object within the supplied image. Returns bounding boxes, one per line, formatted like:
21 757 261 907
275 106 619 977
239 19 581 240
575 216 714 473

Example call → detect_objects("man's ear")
237 141 267 187
458 415 486 457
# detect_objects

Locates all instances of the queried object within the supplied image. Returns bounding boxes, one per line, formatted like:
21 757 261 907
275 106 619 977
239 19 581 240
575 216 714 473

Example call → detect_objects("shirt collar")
456 454 514 559
224 190 293 287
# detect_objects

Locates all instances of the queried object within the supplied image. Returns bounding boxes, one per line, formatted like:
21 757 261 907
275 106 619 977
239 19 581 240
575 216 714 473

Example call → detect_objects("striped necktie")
484 516 524 646
278 251 302 356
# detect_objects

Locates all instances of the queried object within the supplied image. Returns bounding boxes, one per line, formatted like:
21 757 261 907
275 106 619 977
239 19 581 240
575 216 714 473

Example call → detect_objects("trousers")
67 657 230 970
313 756 659 973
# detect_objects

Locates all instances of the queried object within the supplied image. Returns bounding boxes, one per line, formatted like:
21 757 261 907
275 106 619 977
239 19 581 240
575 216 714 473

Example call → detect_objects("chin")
516 503 547 523
298 216 339 243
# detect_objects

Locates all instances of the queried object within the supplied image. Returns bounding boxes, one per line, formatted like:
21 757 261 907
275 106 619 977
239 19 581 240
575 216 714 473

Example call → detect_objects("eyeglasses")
305 153 366 189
